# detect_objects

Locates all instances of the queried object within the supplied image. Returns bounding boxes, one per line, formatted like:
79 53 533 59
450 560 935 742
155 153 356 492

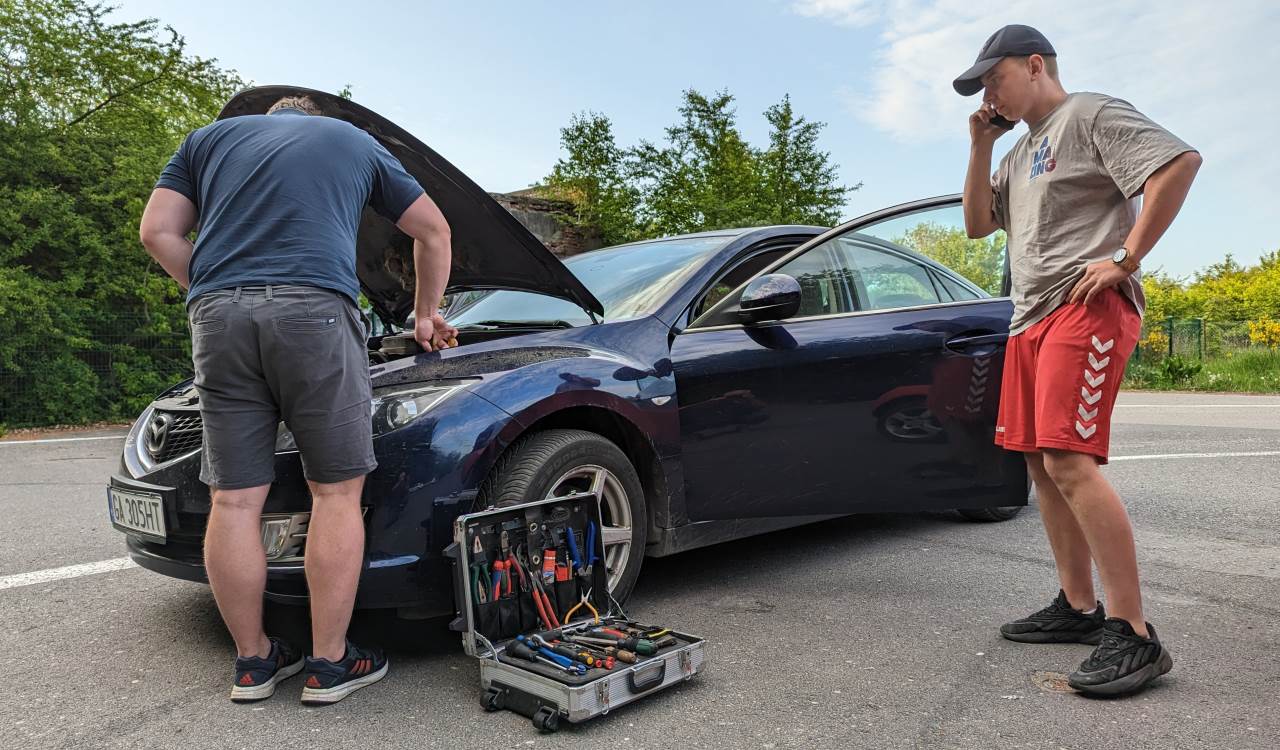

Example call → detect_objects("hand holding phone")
988 112 1016 130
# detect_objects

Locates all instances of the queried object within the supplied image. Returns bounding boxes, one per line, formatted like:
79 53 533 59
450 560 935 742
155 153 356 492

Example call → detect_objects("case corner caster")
532 706 560 733
481 686 504 712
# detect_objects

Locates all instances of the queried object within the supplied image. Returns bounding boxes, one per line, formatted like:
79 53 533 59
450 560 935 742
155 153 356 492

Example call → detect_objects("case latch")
680 649 693 676
596 679 611 711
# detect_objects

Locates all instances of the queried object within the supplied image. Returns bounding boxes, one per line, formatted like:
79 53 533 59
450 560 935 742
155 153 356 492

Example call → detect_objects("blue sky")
115 0 1279 278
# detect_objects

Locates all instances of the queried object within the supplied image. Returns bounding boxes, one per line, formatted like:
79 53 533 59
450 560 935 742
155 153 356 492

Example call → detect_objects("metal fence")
0 314 193 428
1133 317 1265 362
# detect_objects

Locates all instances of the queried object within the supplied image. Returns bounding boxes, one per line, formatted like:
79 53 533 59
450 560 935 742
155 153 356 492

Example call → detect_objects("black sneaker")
300 641 389 706
230 637 304 702
1068 618 1173 697
1000 590 1106 644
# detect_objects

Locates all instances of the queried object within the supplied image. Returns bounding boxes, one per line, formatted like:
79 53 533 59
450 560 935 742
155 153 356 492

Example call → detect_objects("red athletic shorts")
995 288 1141 463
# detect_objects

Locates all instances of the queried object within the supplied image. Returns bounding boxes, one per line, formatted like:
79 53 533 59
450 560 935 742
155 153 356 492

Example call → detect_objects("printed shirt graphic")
1029 137 1056 181
990 93 1195 335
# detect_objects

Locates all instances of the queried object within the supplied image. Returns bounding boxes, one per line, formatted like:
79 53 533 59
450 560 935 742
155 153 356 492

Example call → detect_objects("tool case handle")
627 659 667 694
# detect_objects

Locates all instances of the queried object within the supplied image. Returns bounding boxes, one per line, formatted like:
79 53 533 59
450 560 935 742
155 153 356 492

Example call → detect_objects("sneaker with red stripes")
300 641 388 706
231 637 304 703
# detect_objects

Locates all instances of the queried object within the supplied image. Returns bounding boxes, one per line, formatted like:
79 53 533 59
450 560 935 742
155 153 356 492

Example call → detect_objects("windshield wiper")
454 319 577 330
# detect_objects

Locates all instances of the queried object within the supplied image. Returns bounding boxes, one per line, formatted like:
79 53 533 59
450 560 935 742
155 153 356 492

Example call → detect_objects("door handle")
944 333 1008 352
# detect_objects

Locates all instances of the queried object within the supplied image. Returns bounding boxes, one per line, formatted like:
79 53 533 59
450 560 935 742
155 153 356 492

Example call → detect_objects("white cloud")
791 0 882 27
793 0 1280 191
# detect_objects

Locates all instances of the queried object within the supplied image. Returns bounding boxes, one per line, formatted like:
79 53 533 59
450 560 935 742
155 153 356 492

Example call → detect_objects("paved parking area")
2 391 1278 749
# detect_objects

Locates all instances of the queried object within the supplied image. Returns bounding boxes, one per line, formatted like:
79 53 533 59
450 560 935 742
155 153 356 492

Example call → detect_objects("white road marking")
1111 451 1280 462
0 558 136 591
1115 404 1280 408
0 435 126 446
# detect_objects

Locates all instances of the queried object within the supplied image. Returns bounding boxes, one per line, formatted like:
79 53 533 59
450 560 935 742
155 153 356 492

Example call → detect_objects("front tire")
478 429 647 604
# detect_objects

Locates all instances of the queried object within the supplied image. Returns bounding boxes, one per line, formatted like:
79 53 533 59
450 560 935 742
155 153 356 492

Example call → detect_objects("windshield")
446 235 731 326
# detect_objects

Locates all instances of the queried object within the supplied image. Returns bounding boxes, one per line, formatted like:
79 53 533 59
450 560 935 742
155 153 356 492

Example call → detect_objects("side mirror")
736 274 801 324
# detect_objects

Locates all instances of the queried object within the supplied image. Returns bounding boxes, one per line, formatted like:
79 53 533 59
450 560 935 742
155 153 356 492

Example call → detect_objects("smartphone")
989 113 1017 130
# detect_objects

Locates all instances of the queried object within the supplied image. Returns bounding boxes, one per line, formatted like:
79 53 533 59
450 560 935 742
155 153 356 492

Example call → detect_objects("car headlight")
370 382 469 436
273 381 471 452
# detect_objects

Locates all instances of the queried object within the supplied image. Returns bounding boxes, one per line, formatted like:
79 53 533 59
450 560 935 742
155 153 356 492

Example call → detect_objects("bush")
1158 355 1202 384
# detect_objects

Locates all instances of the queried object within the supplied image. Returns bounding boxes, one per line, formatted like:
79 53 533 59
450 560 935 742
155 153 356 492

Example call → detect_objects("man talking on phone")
957 25 1201 696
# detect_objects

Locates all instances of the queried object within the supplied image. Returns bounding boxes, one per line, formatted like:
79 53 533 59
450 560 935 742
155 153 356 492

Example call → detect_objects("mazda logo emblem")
145 412 174 457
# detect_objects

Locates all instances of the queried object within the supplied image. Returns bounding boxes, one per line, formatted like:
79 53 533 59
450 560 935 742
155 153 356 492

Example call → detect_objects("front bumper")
112 390 515 614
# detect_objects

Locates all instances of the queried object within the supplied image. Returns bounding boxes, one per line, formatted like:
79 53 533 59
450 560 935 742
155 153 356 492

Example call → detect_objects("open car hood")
217 86 603 323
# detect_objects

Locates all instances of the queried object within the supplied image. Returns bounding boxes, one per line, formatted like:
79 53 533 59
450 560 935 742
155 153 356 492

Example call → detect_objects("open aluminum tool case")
446 494 706 733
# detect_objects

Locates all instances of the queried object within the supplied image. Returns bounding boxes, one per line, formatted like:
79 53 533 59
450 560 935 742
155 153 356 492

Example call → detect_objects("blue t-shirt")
156 108 425 304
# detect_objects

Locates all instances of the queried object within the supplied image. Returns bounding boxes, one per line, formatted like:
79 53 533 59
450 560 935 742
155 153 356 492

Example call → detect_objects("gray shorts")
188 285 376 489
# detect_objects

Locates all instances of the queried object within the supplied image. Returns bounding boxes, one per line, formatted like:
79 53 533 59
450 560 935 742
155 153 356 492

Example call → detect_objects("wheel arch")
474 405 667 544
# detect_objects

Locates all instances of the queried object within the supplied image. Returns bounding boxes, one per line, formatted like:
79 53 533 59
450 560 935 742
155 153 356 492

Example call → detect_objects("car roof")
598 225 829 251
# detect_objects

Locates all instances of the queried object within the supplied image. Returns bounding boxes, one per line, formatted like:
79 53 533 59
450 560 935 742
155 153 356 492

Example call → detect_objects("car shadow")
168 510 979 660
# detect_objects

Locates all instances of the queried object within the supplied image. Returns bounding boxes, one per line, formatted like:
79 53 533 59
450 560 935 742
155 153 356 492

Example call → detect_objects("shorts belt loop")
265 284 273 301
232 286 242 303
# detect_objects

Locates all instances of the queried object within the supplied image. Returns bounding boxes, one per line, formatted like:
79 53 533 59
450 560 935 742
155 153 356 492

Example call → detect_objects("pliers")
564 588 600 624
470 561 490 604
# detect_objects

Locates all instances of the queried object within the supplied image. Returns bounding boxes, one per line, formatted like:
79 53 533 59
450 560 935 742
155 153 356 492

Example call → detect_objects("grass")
1123 349 1280 393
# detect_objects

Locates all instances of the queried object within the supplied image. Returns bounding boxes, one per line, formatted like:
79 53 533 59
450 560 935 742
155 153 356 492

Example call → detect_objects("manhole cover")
1031 671 1076 694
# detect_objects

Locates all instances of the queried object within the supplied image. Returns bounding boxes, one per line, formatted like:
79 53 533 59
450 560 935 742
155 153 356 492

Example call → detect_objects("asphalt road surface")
3 391 1278 749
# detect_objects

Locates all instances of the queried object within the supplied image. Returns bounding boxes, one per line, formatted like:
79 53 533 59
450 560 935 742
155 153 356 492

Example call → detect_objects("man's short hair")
1012 54 1059 80
267 95 321 116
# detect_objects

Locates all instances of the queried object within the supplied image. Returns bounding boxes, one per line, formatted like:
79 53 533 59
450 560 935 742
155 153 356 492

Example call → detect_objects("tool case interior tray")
445 493 705 729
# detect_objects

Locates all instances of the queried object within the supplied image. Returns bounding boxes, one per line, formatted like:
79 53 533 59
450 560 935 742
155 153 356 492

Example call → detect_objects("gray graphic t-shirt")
991 92 1194 334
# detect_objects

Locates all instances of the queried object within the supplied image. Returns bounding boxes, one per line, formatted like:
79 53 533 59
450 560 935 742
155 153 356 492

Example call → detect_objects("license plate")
108 487 167 540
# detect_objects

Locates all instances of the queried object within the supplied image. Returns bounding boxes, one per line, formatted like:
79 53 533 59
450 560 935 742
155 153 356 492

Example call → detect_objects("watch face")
1112 248 1128 263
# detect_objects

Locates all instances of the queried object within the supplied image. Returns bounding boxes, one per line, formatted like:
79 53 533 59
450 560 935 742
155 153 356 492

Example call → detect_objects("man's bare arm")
139 188 198 290
395 193 453 350
962 105 1007 238
1122 151 1203 263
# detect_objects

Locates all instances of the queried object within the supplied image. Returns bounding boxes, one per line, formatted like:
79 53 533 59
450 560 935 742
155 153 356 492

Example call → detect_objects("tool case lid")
445 492 613 657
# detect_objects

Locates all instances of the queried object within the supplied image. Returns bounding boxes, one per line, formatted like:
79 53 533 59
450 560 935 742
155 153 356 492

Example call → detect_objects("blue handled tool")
518 635 581 672
586 522 600 567
566 526 584 574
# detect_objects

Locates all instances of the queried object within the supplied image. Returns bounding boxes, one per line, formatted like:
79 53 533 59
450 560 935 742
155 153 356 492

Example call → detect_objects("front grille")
149 410 203 463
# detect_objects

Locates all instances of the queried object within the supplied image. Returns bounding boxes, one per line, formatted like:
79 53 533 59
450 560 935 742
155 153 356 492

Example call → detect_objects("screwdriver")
509 640 584 674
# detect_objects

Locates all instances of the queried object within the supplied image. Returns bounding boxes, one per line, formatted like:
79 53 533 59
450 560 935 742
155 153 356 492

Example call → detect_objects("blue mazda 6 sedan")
109 87 1028 618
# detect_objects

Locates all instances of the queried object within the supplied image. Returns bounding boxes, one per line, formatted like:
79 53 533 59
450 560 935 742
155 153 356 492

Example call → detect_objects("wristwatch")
1111 247 1140 274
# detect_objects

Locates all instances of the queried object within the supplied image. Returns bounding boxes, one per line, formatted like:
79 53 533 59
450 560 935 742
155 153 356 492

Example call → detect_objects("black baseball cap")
953 24 1056 96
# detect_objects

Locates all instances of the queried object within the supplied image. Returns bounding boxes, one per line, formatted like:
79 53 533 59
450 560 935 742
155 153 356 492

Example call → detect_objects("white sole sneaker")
230 658 305 702
300 662 389 706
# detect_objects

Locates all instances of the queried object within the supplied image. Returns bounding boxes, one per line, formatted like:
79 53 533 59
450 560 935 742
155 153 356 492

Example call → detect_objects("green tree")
892 222 1006 295
541 112 641 245
759 94 858 226
544 89 855 240
0 0 241 426
632 89 764 234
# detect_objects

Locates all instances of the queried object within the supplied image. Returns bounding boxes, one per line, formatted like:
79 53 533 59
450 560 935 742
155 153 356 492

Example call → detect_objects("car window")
848 244 942 310
772 241 857 318
447 235 731 326
936 272 979 301
693 248 792 319
853 202 1003 296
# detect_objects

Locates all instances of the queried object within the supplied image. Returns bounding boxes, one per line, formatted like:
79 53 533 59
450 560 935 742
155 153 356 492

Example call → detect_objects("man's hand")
413 312 458 352
969 103 1009 146
1068 260 1131 306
